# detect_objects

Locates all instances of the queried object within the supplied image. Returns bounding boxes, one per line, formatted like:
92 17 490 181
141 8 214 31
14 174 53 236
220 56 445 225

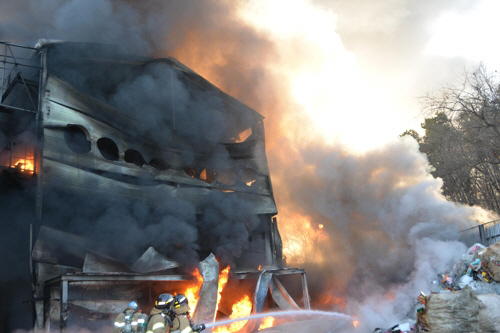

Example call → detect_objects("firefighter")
171 294 205 333
113 301 141 333
147 293 176 333
136 311 149 333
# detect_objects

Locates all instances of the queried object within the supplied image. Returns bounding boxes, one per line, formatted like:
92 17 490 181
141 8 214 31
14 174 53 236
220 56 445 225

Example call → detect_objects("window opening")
234 127 253 143
124 149 145 167
199 168 216 183
97 138 119 161
241 168 258 186
64 125 91 154
218 169 237 185
0 142 35 174
150 158 170 171
183 167 197 178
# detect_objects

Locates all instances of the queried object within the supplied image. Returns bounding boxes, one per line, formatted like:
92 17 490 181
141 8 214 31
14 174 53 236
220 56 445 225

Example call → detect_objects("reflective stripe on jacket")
146 308 169 333
114 307 140 333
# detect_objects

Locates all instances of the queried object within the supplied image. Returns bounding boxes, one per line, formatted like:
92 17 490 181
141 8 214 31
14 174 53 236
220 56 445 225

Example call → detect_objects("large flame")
13 159 34 173
214 294 253 333
216 266 230 314
258 317 275 330
279 212 329 264
182 268 204 316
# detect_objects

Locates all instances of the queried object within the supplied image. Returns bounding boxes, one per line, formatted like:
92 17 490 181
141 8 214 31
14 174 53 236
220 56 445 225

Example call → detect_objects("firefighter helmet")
174 294 188 308
155 293 174 309
128 301 138 310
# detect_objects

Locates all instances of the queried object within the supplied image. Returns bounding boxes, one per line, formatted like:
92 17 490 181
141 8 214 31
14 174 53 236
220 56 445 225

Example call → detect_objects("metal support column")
1 43 5 103
60 280 68 330
479 224 486 246
301 272 310 310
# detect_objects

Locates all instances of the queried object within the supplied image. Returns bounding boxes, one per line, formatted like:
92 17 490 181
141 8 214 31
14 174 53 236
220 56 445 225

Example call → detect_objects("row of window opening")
64 126 258 186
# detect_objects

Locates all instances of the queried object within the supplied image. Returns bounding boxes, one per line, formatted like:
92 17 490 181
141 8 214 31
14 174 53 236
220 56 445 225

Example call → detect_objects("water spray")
202 309 352 329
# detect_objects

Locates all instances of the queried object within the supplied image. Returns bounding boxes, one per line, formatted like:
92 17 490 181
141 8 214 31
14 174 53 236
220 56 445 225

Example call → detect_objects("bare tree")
412 65 500 213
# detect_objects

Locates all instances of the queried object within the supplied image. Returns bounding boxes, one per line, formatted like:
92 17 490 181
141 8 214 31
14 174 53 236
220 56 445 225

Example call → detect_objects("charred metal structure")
0 41 309 332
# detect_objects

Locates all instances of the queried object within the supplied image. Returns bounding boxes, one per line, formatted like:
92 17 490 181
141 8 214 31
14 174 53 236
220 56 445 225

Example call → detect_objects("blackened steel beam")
45 274 193 286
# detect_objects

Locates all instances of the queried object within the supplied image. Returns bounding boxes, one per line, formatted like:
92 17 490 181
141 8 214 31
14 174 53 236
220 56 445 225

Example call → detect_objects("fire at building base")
0 40 311 332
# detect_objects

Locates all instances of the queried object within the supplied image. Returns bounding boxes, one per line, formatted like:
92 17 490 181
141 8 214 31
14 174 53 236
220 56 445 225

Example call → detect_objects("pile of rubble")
375 242 500 333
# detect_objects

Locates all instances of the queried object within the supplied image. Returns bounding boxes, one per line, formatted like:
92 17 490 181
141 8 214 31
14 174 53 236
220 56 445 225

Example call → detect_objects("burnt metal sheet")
241 271 273 333
253 271 273 313
83 250 134 274
269 277 300 310
32 226 91 267
130 246 179 273
41 158 278 214
192 253 219 328
46 274 192 285
36 262 82 292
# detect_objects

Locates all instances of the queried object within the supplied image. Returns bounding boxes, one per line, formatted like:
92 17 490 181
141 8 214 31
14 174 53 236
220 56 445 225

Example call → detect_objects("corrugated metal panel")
32 226 91 267
131 247 179 273
82 250 134 274
36 262 82 288
485 222 500 245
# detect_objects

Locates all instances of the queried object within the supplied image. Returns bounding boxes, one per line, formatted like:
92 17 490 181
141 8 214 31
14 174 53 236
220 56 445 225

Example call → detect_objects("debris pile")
432 242 500 294
374 242 500 333
413 242 500 332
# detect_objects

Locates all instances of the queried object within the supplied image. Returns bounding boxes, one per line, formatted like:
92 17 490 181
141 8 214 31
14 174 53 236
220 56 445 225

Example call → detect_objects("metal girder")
269 276 300 310
46 274 193 286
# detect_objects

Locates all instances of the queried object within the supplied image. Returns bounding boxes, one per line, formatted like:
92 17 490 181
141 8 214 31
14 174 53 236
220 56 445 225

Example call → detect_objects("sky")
237 0 500 152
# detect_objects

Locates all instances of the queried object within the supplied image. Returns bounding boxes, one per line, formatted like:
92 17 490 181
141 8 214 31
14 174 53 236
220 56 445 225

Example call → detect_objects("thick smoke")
41 187 200 265
110 62 230 143
1 0 499 332
199 192 261 265
0 1 274 331
1 0 267 263
274 135 495 330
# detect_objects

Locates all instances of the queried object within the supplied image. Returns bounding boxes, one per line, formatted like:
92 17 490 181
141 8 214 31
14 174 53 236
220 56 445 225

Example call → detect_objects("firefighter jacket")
146 307 170 333
113 307 141 333
136 312 149 333
171 305 193 333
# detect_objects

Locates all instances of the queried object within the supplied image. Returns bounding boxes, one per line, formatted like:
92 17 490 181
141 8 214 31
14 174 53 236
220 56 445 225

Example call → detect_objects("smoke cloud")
274 135 493 330
1 0 499 332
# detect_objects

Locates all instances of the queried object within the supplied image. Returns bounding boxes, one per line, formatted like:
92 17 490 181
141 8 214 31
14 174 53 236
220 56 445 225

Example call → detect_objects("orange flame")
214 294 253 333
258 317 275 330
352 320 360 327
216 266 231 314
257 265 262 270
319 293 346 309
280 213 330 264
14 159 34 173
183 268 204 316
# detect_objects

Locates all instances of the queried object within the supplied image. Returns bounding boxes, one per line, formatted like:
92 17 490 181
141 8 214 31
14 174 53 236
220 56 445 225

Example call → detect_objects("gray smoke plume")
1 1 498 332
109 62 230 143
200 191 261 265
275 136 493 331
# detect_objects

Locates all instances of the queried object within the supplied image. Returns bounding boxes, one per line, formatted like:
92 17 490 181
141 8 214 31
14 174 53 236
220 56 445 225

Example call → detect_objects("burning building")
0 40 309 332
